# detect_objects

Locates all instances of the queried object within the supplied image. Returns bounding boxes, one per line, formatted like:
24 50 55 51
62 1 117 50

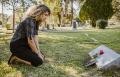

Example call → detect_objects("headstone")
89 45 120 69
72 20 77 30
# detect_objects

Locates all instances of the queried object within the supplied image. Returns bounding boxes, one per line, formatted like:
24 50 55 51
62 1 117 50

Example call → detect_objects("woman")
8 4 50 67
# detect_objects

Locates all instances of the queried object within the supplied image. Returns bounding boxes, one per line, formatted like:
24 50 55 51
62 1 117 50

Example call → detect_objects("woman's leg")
12 50 43 67
10 41 43 67
8 54 15 65
8 54 31 65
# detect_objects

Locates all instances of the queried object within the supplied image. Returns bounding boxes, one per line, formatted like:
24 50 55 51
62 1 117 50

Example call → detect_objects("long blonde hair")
23 4 50 21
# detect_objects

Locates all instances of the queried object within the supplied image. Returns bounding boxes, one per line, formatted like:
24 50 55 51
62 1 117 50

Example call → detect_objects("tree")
64 0 70 16
43 0 62 27
5 0 19 32
112 0 120 20
79 0 114 27
0 0 8 27
19 0 38 21
5 0 37 32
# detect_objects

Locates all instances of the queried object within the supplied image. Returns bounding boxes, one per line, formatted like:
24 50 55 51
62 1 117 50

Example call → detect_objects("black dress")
9 17 43 67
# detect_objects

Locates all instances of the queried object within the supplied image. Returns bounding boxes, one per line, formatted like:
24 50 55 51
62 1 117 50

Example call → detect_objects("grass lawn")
0 28 120 77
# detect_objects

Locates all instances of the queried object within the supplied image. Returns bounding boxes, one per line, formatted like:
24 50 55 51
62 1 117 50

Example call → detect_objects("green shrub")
5 24 11 30
96 19 108 29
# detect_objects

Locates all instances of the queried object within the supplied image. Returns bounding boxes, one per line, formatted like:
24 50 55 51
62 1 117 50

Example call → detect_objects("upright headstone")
72 20 77 30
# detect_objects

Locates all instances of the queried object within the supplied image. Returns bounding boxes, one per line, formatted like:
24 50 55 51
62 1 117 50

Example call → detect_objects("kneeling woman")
8 4 50 67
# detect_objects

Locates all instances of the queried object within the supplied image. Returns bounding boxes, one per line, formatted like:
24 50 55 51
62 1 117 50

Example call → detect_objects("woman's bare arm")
33 35 45 60
28 37 44 60
27 37 38 54
34 35 40 51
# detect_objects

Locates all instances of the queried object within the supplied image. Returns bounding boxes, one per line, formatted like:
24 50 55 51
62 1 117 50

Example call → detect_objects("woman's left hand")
37 51 45 61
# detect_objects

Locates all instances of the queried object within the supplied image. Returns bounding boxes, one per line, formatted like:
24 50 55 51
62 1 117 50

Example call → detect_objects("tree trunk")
71 0 73 26
57 12 61 27
1 0 4 27
91 20 96 28
13 5 15 33
64 0 68 16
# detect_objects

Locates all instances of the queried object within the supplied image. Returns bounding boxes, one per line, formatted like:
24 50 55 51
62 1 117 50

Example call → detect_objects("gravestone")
72 20 77 30
89 45 120 69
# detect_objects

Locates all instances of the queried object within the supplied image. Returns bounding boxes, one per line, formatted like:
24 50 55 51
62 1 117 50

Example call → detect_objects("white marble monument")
89 45 120 69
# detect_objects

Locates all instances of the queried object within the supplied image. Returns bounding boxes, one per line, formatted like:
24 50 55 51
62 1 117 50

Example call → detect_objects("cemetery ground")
0 28 120 77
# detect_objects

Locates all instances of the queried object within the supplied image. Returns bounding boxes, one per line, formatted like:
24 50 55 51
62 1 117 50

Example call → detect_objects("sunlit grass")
0 28 120 77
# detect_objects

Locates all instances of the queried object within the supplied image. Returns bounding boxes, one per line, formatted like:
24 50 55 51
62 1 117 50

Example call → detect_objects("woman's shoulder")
23 17 34 23
22 17 36 28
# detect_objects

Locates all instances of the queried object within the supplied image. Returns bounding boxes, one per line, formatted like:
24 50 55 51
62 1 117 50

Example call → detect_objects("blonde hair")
23 4 50 20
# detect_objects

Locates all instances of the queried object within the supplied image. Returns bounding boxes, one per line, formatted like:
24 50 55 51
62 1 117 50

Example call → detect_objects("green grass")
0 28 120 77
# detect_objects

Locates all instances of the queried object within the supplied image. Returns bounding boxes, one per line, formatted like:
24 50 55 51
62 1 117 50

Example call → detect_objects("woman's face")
37 12 49 22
